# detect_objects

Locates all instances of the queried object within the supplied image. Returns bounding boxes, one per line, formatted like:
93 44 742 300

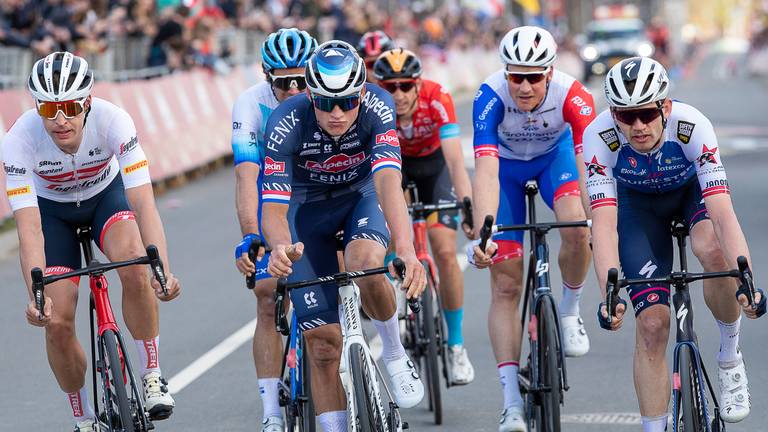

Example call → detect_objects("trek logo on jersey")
119 136 138 155
123 159 148 174
598 128 620 151
697 144 718 167
677 121 695 144
585 156 607 177
4 164 26 176
6 185 30 197
375 129 400 147
305 152 366 173
264 157 285 175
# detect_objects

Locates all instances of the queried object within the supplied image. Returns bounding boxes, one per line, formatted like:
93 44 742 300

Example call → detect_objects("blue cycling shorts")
493 130 580 262
618 178 709 316
288 183 390 331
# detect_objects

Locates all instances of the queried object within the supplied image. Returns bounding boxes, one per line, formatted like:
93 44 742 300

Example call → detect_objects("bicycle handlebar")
407 196 474 230
477 214 590 254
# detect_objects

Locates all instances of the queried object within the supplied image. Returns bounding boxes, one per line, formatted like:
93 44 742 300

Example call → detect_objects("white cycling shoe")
74 418 103 432
261 415 285 432
385 355 424 408
143 372 175 420
448 345 475 385
560 315 590 358
499 405 527 432
718 355 750 423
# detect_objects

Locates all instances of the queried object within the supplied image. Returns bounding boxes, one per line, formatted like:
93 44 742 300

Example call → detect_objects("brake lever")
461 197 474 231
31 267 45 320
246 237 263 290
146 245 168 296
392 258 420 314
479 215 494 252
736 256 755 307
275 278 290 336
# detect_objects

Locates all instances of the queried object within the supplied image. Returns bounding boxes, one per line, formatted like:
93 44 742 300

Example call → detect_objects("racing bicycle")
606 219 761 432
479 180 590 432
31 226 169 432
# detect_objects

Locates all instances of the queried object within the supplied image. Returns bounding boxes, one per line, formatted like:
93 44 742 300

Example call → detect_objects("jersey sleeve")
369 90 402 174
582 121 619 210
472 83 504 158
261 106 298 204
108 108 151 189
678 115 729 198
430 84 460 140
561 81 597 154
2 134 38 210
231 93 264 166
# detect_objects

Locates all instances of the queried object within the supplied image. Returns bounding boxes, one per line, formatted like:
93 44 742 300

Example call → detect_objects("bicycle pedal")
148 406 173 421
402 421 409 429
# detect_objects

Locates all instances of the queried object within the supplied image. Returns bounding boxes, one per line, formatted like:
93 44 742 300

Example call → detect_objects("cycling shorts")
617 177 709 316
402 148 458 230
493 129 580 262
38 176 134 280
288 183 390 331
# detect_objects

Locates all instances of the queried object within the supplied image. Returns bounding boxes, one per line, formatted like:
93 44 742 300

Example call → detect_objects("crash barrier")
0 48 500 221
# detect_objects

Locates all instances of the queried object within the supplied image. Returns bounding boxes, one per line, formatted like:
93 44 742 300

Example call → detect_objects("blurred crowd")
0 0 512 72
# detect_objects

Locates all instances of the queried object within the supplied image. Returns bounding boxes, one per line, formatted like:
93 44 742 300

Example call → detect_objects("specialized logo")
598 128 620 151
639 260 657 278
123 159 148 175
304 291 318 307
585 156 607 177
264 156 285 175
677 120 695 144
119 136 138 155
697 144 718 167
305 151 366 173
623 60 637 76
7 185 31 197
677 304 688 333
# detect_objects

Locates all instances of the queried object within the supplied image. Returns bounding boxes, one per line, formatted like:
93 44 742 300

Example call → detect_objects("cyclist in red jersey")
374 48 476 385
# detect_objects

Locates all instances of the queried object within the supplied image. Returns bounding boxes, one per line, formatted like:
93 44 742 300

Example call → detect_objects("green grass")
0 217 16 233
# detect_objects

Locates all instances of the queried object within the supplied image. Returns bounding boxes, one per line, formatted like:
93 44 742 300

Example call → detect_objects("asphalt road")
2 48 768 431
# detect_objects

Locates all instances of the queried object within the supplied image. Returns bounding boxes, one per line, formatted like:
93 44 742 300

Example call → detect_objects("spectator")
147 4 189 69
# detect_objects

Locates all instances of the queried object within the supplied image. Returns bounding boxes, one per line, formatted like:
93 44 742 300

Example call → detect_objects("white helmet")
305 40 366 97
28 51 94 102
499 26 557 68
605 57 669 108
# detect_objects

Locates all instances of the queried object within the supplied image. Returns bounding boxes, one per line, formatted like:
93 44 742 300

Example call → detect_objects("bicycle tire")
677 345 707 432
420 261 442 424
349 343 388 432
534 300 561 432
300 340 316 432
102 329 136 432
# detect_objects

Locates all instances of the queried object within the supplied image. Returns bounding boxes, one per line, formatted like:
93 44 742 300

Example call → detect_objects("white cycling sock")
717 317 741 365
372 312 406 364
318 410 348 432
641 414 668 432
258 378 282 420
559 280 585 317
498 361 523 409
134 336 161 377
67 385 96 423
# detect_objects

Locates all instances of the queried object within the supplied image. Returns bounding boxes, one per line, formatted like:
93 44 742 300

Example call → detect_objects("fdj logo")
304 291 318 308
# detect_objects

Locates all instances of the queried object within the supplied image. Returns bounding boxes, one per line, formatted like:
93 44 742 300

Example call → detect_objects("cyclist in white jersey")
1 52 181 432
231 28 317 432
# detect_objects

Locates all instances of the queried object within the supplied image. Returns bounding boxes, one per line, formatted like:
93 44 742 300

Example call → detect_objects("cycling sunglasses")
504 67 550 85
381 80 417 94
271 74 307 91
611 107 663 125
35 99 87 120
312 94 361 112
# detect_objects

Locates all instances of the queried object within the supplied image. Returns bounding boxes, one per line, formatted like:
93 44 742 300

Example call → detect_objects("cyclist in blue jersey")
231 28 317 432
261 41 426 431
587 57 766 431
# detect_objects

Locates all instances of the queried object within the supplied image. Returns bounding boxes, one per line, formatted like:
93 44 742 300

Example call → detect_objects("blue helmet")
261 28 317 72
305 40 366 97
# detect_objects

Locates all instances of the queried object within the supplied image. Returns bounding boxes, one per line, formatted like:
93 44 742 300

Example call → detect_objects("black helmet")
373 48 422 81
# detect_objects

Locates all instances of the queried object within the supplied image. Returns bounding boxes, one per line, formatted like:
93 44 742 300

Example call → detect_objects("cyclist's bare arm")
704 194 752 270
441 136 473 203
590 205 620 296
471 156 500 239
235 162 261 236
574 152 591 218
15 207 46 297
262 202 302 277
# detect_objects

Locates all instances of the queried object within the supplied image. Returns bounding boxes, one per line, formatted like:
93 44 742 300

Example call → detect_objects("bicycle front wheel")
420 261 442 424
676 345 707 432
300 338 316 432
534 301 561 432
102 329 136 432
350 343 388 432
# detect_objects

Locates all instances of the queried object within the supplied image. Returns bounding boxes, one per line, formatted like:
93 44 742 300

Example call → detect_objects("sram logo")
264 157 285 175
375 129 399 146
305 152 365 173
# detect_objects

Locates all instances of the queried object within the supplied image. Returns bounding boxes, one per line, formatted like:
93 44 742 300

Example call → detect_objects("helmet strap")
656 100 667 129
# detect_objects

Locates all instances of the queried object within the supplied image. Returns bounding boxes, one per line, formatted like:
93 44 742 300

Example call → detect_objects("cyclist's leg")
38 197 95 425
252 271 284 425
616 184 673 426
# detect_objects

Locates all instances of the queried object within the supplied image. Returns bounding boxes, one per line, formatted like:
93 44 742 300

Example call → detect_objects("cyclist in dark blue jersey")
261 41 426 431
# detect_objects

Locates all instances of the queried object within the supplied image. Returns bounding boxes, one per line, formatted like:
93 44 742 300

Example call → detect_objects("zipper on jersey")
71 155 81 207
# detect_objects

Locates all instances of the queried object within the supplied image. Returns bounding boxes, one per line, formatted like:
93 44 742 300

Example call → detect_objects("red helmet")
357 31 395 60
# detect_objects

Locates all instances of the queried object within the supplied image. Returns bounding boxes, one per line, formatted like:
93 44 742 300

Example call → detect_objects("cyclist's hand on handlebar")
397 251 426 299
26 297 52 327
153 272 181 301
269 242 304 278
738 287 766 319
235 233 264 276
460 220 474 240
466 239 497 269
598 300 626 331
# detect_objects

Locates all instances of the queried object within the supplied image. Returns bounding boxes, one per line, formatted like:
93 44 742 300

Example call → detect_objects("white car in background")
579 18 655 80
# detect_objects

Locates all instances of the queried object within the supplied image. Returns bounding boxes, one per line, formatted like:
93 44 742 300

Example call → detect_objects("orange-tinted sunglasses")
35 99 87 120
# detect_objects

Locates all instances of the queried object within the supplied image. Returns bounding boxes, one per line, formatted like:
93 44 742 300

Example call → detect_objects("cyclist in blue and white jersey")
261 41 426 431
587 57 766 431
231 28 317 432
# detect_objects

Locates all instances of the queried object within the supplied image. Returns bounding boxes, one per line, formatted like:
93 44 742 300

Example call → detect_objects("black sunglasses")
504 68 549 85
611 107 663 125
271 74 307 91
381 80 417 94
312 95 361 112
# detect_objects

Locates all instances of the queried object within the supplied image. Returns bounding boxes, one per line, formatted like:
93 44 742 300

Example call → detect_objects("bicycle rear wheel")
102 329 136 432
350 343 388 432
420 261 442 424
676 345 707 432
534 300 561 432
300 339 316 432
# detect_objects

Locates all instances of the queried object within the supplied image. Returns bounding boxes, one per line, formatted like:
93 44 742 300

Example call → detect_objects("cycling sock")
258 378 282 420
317 410 347 432
443 307 464 347
641 414 668 432
716 317 741 365
560 280 585 317
67 385 96 423
134 336 161 377
498 361 523 409
372 312 406 364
